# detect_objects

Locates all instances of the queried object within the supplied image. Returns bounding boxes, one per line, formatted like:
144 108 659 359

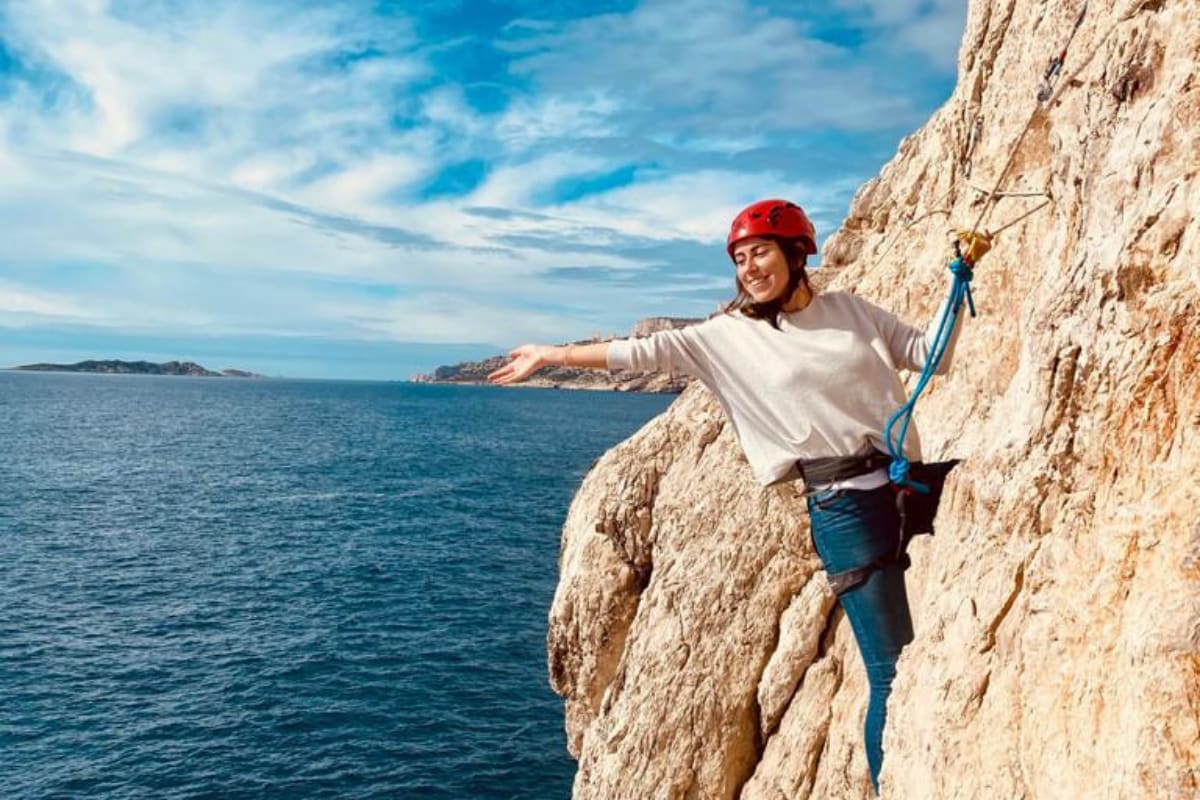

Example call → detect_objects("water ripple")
0 373 673 799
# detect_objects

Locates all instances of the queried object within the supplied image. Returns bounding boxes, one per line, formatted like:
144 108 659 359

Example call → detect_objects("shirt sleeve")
605 319 717 379
869 291 967 375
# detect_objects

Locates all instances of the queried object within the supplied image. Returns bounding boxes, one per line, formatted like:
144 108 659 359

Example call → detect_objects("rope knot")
888 458 930 494
949 257 974 281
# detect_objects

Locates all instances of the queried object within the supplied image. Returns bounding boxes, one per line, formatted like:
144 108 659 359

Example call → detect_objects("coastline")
9 359 264 378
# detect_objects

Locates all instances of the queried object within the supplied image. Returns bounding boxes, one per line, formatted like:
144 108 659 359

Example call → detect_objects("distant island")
11 360 264 378
409 316 706 394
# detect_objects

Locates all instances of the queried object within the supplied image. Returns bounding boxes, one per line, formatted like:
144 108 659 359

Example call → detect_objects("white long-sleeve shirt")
606 289 966 486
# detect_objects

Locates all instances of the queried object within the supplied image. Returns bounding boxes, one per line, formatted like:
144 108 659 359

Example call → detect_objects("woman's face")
732 238 790 303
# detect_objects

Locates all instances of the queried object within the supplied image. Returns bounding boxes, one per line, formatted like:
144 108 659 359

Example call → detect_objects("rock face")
546 1 1199 798
632 317 708 337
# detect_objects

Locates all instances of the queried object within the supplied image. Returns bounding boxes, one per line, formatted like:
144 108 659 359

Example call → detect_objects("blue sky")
0 0 967 380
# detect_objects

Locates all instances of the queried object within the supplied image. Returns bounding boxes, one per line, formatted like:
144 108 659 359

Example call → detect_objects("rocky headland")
13 360 264 378
410 317 705 393
547 1 1199 798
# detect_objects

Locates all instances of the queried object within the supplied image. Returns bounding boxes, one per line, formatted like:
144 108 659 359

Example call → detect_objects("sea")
0 371 676 800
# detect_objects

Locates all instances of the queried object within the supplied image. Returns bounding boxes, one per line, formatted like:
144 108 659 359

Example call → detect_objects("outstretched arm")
487 342 611 385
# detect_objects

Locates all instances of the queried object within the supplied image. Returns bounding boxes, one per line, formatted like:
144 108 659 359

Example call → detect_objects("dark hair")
721 237 814 330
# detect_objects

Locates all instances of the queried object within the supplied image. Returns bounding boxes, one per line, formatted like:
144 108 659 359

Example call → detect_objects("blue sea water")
0 372 675 799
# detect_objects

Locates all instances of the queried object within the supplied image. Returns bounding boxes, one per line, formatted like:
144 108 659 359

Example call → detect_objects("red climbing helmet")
726 199 818 257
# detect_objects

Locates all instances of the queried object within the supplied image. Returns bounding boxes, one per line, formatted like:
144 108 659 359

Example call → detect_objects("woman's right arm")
489 321 717 386
487 342 611 385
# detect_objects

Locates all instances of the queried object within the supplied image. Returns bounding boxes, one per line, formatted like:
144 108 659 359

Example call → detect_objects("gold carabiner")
953 228 993 265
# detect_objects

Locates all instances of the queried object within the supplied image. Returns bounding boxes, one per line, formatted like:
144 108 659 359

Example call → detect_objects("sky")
0 0 968 380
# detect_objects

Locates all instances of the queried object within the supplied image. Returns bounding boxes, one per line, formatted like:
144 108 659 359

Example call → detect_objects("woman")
488 198 966 795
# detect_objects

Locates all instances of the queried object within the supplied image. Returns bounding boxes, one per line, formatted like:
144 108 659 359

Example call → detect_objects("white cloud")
419 86 486 138
494 92 620 148
0 281 100 322
299 148 434 213
1 1 429 183
465 151 613 208
0 0 967 370
500 0 925 136
834 0 969 70
540 169 858 247
229 150 321 191
339 292 591 345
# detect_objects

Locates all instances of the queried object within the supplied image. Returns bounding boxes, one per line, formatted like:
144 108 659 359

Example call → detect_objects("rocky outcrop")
632 317 707 337
547 1 1199 798
411 318 704 393
13 360 261 377
410 354 688 393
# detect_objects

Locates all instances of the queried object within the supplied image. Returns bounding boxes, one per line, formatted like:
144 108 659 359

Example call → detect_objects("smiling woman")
489 196 971 796
724 199 818 325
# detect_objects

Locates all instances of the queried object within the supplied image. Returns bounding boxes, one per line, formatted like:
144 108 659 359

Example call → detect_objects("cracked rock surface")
547 0 1199 797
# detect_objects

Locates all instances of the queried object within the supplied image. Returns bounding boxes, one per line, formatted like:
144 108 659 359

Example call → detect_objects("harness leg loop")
825 487 916 598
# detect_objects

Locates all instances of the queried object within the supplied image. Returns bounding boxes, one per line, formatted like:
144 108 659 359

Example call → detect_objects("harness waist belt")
796 449 892 485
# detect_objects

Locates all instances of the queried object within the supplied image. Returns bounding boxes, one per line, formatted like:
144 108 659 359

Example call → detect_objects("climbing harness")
801 456 961 597
795 446 892 487
827 552 907 597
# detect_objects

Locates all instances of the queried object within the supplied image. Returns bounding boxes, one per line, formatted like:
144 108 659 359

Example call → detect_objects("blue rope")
884 255 977 492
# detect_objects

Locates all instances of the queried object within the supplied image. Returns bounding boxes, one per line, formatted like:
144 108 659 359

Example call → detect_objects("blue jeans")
806 484 915 796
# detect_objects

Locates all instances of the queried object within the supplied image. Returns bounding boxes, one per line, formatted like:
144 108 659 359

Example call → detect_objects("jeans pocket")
807 488 845 511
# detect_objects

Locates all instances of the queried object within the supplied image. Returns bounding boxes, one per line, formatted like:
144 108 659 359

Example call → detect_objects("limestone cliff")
546 1 1199 798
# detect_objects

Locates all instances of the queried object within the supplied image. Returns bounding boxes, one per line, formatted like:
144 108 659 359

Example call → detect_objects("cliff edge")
547 0 1199 798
